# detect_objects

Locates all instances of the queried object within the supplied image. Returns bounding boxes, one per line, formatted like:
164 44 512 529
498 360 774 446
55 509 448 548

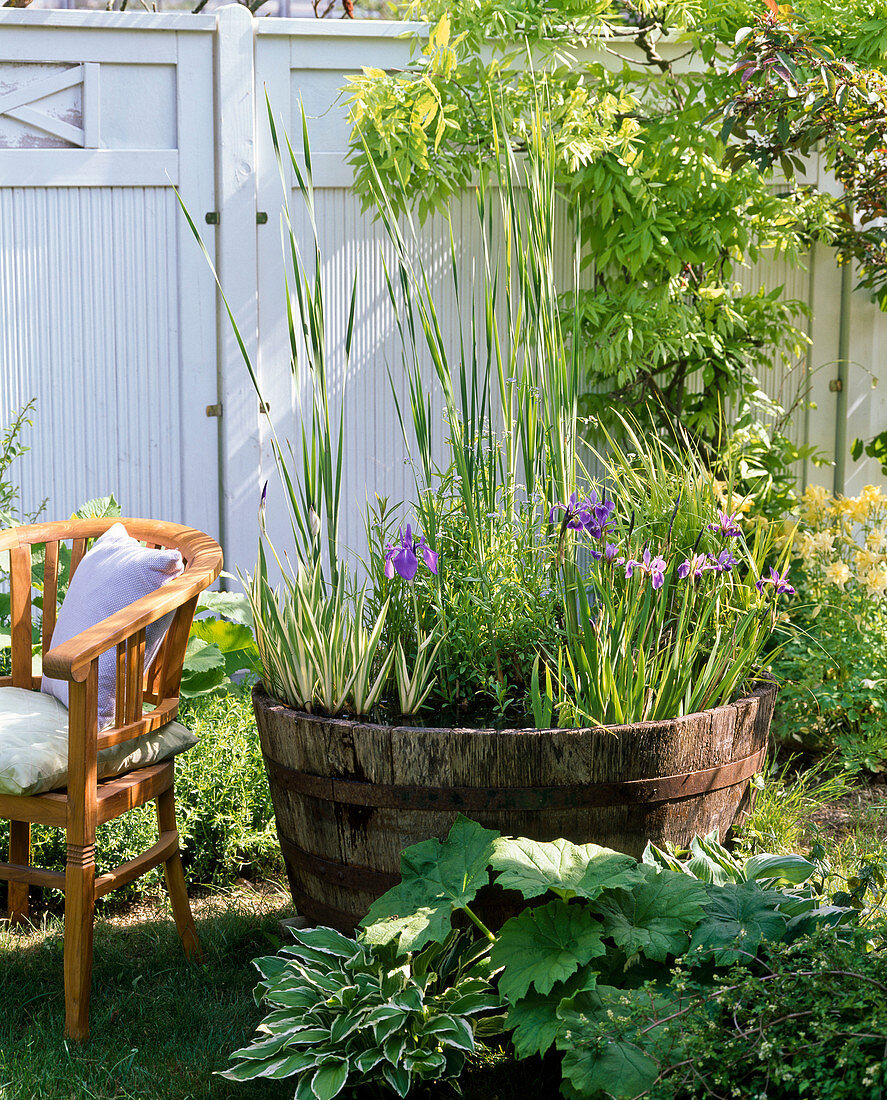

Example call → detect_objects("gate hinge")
829 378 843 393
206 403 223 418
205 211 220 225
257 211 269 225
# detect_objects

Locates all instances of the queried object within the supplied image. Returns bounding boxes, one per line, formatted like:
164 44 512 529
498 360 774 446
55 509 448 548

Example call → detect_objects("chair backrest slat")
125 629 146 724
42 540 60 658
69 538 87 579
159 597 198 700
9 544 32 689
115 642 127 726
145 644 164 703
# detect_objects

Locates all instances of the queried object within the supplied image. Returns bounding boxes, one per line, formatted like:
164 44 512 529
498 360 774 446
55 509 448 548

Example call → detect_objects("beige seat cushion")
0 687 196 797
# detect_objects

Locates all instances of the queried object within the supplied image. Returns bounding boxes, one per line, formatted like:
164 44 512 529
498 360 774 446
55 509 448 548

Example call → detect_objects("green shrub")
352 818 858 1100
0 684 280 906
618 925 887 1099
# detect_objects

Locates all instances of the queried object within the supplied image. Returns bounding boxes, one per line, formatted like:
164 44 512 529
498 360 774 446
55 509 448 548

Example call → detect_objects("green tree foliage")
345 0 847 491
723 6 887 471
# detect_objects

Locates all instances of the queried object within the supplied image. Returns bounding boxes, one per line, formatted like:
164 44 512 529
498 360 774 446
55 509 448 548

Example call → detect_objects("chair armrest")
43 568 220 684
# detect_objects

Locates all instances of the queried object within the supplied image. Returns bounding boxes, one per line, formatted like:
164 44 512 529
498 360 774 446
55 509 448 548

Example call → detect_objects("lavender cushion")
41 523 184 730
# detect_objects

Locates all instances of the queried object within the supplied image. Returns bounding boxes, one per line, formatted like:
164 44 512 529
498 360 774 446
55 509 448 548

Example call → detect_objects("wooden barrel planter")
253 682 776 932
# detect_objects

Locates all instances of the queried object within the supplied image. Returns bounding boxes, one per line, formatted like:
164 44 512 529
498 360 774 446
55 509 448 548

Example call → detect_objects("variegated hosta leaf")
222 1051 318 1082
226 912 497 1098
310 1060 349 1100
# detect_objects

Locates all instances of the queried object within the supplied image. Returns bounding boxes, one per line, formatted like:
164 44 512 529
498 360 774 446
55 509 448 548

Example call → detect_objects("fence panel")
0 11 219 537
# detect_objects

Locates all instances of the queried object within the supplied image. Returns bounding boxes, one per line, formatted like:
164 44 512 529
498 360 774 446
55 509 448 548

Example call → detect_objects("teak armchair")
0 518 223 1041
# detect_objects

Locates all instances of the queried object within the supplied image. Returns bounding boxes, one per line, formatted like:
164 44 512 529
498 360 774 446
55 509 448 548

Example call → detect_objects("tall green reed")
182 101 403 717
179 100 351 587
362 108 583 554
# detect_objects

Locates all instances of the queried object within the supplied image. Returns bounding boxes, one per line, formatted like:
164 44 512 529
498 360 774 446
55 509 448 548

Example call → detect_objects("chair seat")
0 687 195 797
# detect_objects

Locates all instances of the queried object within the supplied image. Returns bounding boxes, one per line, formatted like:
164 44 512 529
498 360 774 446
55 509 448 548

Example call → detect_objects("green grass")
0 889 293 1100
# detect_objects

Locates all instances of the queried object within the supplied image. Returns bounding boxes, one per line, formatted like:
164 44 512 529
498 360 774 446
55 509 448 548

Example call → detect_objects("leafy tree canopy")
346 0 874 506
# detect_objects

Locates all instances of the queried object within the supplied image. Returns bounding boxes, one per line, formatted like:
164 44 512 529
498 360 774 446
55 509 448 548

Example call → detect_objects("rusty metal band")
265 745 767 812
278 833 399 894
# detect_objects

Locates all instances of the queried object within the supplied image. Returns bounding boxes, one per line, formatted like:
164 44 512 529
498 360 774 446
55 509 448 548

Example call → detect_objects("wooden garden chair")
0 518 223 1041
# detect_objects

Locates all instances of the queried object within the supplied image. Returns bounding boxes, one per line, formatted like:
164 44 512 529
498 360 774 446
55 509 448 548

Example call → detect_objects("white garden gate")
1 6 885 579
0 10 219 540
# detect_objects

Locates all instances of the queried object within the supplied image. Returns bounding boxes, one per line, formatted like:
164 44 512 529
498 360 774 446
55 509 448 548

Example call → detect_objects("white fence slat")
215 3 262 579
82 62 99 148
176 26 224 541
0 150 180 186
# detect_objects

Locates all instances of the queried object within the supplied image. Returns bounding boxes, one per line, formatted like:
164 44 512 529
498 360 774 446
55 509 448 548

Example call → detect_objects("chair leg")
8 821 30 926
156 787 202 961
64 843 96 1042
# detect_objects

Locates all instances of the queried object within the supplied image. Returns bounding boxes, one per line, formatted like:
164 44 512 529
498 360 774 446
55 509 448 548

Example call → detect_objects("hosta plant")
223 924 499 1099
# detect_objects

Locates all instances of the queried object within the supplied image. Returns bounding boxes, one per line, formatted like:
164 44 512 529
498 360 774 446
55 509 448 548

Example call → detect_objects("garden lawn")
0 887 292 1100
0 885 560 1100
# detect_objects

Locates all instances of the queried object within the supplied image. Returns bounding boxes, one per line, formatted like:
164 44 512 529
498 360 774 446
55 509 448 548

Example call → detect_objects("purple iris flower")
590 539 620 563
550 491 587 530
625 547 668 590
755 566 795 596
708 549 738 573
708 510 742 538
550 490 616 540
677 552 710 580
384 524 439 582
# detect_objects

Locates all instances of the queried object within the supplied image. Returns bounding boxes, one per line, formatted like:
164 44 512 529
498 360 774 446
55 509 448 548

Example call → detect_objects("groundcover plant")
225 816 870 1099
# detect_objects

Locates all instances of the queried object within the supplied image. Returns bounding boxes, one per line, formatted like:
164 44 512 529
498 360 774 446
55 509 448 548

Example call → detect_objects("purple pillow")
41 523 184 730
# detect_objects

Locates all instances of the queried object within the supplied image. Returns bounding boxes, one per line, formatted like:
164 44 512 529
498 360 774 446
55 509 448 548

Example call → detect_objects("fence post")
214 3 261 579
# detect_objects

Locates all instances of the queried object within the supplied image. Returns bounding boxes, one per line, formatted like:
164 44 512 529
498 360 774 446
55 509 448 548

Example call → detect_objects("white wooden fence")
1 7 885 579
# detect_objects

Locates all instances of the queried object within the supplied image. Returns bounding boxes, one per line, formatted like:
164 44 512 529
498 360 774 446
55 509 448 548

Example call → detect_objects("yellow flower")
866 528 887 553
861 565 887 598
824 561 851 589
721 490 755 515
797 529 835 562
709 478 728 507
801 484 831 522
839 495 870 523
796 532 818 562
860 484 886 509
855 548 881 572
